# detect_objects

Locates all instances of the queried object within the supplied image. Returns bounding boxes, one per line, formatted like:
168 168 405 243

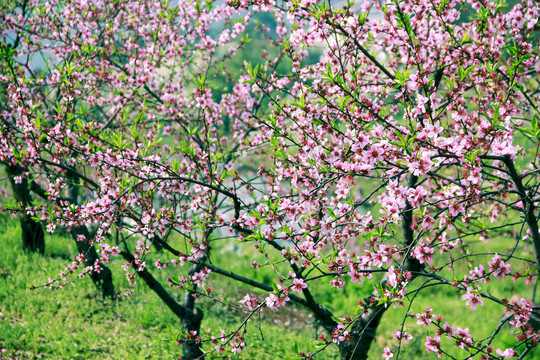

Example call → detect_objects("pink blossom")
239 294 259 311
416 307 433 326
424 335 442 357
506 297 533 328
291 278 308 294
488 254 511 279
496 348 517 358
461 287 484 310
422 216 435 231
412 243 434 264
393 329 413 344
455 327 473 349
382 347 393 360
46 223 56 233
442 322 455 339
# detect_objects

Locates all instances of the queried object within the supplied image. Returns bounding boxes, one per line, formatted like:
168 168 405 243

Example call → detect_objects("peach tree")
1 0 540 359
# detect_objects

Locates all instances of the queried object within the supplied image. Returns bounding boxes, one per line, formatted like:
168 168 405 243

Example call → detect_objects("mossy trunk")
181 306 204 360
66 174 115 298
335 175 422 360
181 263 205 359
6 164 45 254
69 224 115 298
337 304 386 360
120 251 204 359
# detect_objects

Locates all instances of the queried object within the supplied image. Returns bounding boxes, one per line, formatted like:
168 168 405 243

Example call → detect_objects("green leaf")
458 64 477 81
492 103 501 126
245 62 259 83
532 115 539 133
195 74 206 88
327 207 337 219
279 224 292 234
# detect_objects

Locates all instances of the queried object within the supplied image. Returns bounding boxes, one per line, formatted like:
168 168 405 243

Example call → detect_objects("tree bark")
502 156 540 272
181 304 204 360
338 304 386 360
337 175 422 360
65 173 115 298
70 224 115 298
338 252 424 360
6 164 45 254
120 251 204 360
181 263 205 359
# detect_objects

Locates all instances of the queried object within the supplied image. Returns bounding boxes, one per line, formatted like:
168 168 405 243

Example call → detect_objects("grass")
0 211 538 359
0 215 334 359
0 220 178 359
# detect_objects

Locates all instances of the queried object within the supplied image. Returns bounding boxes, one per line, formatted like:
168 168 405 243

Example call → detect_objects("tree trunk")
336 175 422 360
6 164 45 254
66 174 115 298
181 306 204 360
18 214 45 254
182 263 205 359
120 251 204 359
70 224 115 298
338 304 386 360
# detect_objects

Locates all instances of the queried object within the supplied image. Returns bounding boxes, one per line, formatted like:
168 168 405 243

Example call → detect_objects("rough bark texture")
337 252 425 360
70 224 115 298
66 174 115 298
337 175 422 360
503 156 540 272
120 251 204 360
182 263 206 360
6 164 45 254
339 305 386 360
181 305 204 360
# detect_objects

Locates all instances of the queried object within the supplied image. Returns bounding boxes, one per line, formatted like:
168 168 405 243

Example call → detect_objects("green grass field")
0 211 538 359
0 214 331 360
